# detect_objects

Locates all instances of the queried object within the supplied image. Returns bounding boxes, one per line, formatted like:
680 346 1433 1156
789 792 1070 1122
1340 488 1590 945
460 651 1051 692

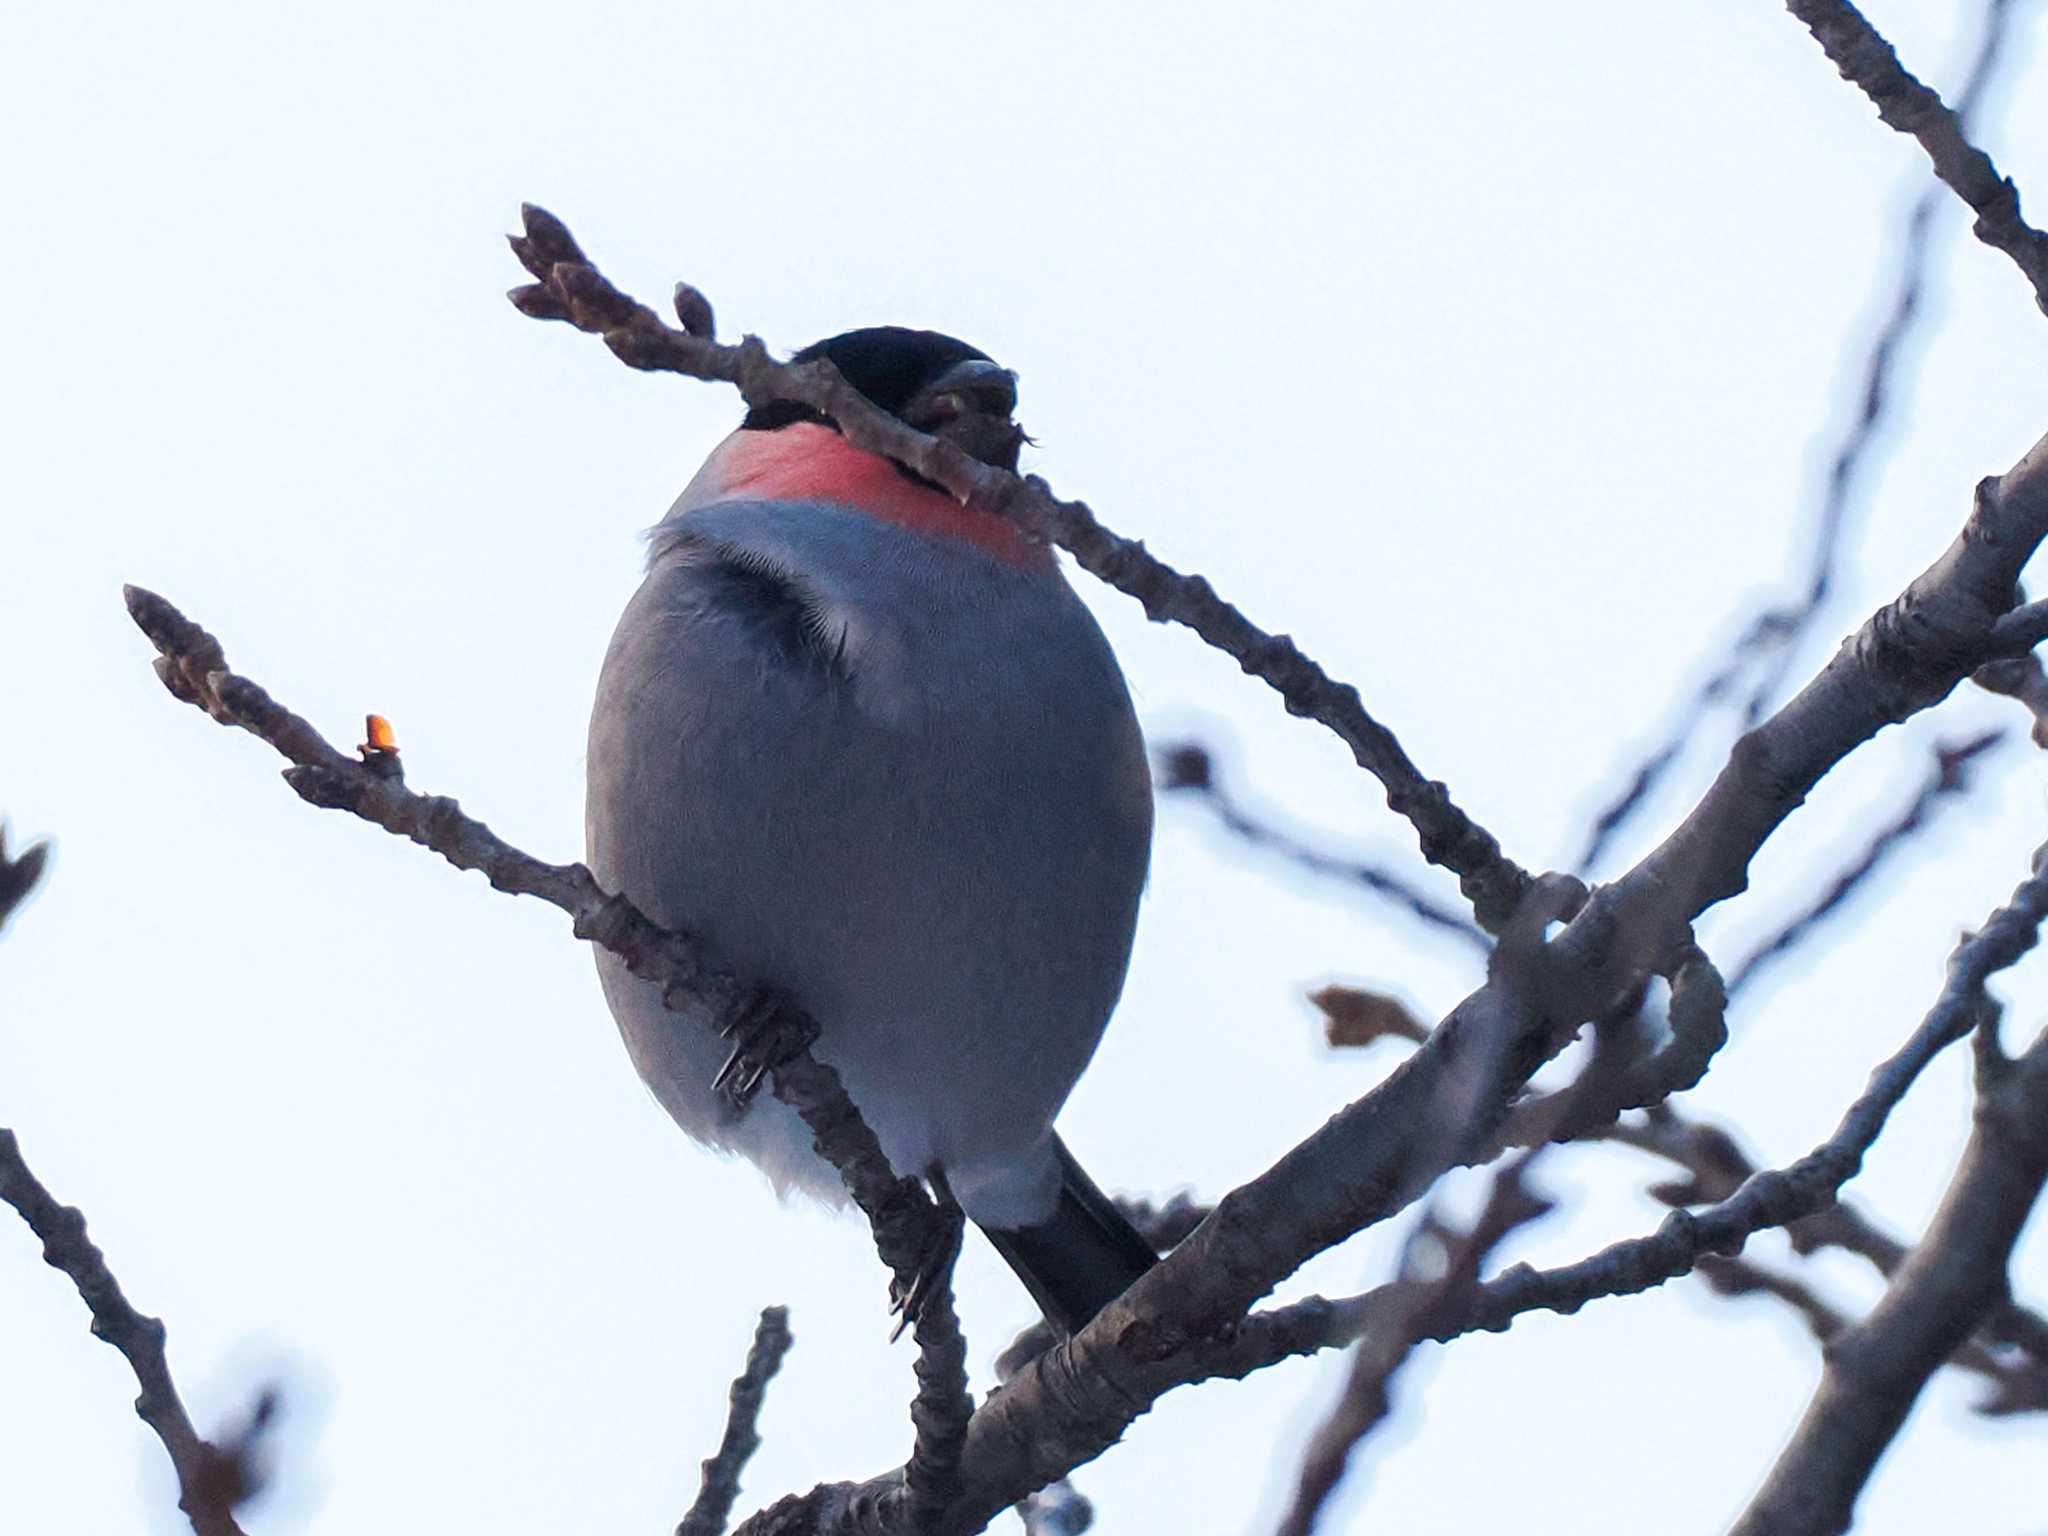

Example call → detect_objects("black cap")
743 327 996 432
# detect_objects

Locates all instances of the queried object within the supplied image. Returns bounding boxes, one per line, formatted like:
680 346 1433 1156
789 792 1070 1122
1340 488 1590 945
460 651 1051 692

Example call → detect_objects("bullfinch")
585 327 1157 1335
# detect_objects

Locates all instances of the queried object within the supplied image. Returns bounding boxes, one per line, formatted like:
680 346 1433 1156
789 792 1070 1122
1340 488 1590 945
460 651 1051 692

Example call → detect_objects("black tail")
978 1135 1158 1336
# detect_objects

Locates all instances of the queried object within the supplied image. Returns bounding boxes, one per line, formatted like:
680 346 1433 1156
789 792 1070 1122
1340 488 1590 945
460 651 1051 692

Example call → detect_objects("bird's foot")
889 1185 966 1341
710 987 812 1112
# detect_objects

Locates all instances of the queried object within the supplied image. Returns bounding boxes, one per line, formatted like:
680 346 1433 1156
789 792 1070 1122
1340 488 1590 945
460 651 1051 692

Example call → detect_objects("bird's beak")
903 360 1025 472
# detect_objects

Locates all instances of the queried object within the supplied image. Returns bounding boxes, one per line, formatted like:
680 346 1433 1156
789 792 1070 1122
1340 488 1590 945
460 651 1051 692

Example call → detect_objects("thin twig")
0 1129 263 1536
1 837 275 1534
1156 743 1489 952
504 206 1531 934
1787 0 2048 313
1574 658 1744 877
1738 0 2026 730
915 425 2048 1533
501 209 2048 1533
1248 993 2048 1414
0 825 49 935
1600 1105 2048 1388
1700 1252 1856 1345
1983 597 2048 658
1971 651 2048 744
1273 1158 1551 1536
121 585 953 1329
1695 1253 2046 1414
1451 835 2048 1338
1495 944 1730 1151
1727 730 2005 994
1728 1016 2048 1533
679 1307 796 1536
132 404 2048 1533
1576 0 2023 870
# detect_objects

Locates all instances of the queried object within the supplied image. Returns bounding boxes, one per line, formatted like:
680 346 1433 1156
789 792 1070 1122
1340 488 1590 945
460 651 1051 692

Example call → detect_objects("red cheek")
705 424 1052 571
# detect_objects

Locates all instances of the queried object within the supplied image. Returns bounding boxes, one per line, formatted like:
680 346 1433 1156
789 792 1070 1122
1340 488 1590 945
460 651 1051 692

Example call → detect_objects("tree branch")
1726 730 2005 994
893 1279 972 1532
129 210 2048 1523
504 206 1532 933
1579 0 2023 869
887 429 2048 1530
502 227 2048 1523
1694 1253 2046 1415
0 1128 265 1536
1601 1106 2048 1406
1273 1156 1551 1536
1983 594 2048 657
126 398 2048 1530
1495 943 1730 1151
121 585 971 1501
1786 0 2048 312
0 824 49 936
124 583 948 1286
2 836 278 1534
1728 1016 2048 1533
1448 833 2048 1340
680 1307 796 1536
1156 742 1489 953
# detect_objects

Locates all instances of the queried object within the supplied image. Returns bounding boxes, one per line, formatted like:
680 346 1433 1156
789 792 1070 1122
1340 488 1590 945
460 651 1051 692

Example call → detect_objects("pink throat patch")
690 424 1052 570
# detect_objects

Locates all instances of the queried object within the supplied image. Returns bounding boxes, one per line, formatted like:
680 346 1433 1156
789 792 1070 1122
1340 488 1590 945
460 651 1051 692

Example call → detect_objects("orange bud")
361 714 399 754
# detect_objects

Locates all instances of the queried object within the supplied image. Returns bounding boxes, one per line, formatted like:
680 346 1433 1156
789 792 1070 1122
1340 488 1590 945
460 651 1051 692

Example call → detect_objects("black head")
743 326 1024 474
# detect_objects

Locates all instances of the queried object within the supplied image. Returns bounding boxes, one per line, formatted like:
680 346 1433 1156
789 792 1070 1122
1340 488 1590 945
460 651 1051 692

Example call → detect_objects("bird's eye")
908 361 1016 427
970 371 1019 418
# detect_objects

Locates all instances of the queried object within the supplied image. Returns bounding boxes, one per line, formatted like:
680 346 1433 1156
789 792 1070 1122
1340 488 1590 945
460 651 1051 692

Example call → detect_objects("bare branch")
128 396 2048 1530
1451 834 2048 1339
1578 0 2023 868
121 585 953 1327
1695 1254 2047 1415
1274 1158 1551 1536
1787 0 2048 313
1157 742 1489 952
0 825 49 935
1972 651 2048 745
505 205 1532 933
1575 671 1737 877
904 425 2048 1529
0 1128 266 1536
1208 1060 2048 1422
1095 828 2048 1419
1743 0 2022 729
1604 1105 2048 1381
1497 944 1730 1151
136 193 2048 1524
679 1307 795 1536
1698 1252 1852 1348
1985 594 2048 653
499 240 2048 1527
1728 1020 2048 1533
893 1281 972 1531
1726 730 2005 994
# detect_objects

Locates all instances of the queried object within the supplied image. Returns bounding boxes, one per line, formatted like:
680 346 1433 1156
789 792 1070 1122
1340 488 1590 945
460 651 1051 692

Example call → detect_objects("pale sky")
5 4 2048 1532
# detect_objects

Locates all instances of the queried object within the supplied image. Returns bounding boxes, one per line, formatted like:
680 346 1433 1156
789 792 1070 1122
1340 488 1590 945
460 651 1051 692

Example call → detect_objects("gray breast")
585 498 1151 1216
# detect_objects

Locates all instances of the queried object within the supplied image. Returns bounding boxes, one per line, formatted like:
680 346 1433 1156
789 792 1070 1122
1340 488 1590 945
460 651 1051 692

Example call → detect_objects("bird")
585 326 1158 1335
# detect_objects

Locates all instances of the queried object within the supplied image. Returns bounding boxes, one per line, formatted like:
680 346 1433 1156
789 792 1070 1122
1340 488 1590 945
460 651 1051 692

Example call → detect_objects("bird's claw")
888 1193 966 1341
710 989 808 1112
